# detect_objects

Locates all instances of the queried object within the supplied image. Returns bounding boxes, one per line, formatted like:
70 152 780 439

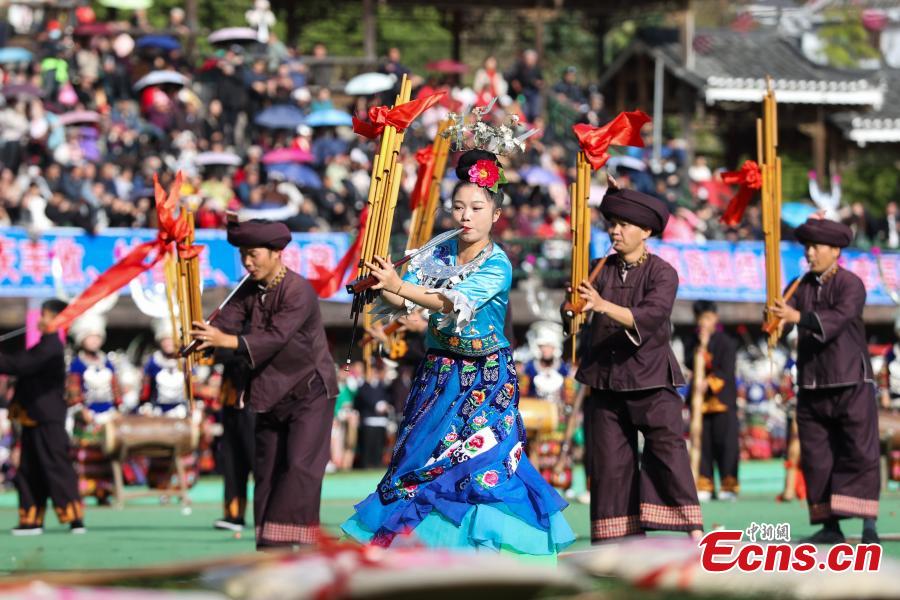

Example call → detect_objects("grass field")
2 460 898 575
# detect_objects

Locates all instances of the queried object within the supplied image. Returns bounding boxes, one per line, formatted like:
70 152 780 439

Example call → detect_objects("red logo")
699 528 881 573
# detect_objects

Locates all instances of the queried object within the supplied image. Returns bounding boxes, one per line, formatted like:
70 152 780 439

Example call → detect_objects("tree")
817 8 881 68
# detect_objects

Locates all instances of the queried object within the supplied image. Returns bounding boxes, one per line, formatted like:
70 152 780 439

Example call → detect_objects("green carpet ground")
1 460 898 574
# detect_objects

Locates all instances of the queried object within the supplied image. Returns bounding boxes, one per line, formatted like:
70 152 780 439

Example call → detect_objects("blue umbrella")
134 70 189 90
312 137 349 163
136 35 182 52
519 166 565 187
130 187 155 201
254 104 306 130
305 108 353 128
0 47 33 64
267 163 322 189
782 202 817 228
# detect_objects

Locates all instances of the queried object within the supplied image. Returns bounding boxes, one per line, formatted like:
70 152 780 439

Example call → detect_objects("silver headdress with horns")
442 98 538 156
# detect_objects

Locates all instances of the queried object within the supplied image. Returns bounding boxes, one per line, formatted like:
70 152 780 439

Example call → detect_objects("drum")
518 397 559 434
102 415 200 457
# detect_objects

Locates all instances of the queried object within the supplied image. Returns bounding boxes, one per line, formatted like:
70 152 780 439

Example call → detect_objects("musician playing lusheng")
2 299 85 535
574 183 703 542
770 217 880 544
342 149 575 559
683 300 740 501
190 219 339 549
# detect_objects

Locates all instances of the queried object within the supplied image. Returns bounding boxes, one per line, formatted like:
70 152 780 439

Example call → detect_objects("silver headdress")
442 98 538 156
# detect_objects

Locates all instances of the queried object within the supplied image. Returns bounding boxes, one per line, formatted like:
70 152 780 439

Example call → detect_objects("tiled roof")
601 28 885 107
831 69 900 145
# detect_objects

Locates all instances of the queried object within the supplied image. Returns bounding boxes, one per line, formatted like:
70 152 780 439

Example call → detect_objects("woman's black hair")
452 149 504 207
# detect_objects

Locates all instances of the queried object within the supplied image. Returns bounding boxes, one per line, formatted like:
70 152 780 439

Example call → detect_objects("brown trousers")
253 375 335 548
585 387 703 541
797 382 880 524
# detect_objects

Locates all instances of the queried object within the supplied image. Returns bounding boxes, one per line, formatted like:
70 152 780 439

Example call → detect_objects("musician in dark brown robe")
683 300 740 501
1 300 85 536
192 219 339 549
575 186 703 542
771 217 880 544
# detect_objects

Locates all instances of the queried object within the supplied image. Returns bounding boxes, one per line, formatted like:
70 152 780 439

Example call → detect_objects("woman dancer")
342 148 575 559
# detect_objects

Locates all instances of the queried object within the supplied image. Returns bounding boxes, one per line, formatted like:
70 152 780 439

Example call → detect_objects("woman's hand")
577 279 605 314
364 255 403 295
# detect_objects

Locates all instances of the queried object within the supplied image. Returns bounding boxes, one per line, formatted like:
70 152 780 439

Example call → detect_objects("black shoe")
801 527 846 545
214 518 245 532
11 524 43 536
861 528 880 545
70 519 87 534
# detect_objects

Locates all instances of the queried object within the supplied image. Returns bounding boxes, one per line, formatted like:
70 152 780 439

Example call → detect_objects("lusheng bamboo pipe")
565 151 596 363
759 78 783 351
689 340 707 480
345 74 415 370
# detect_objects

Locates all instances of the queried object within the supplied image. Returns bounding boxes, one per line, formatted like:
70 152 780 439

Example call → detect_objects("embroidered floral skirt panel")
342 348 575 555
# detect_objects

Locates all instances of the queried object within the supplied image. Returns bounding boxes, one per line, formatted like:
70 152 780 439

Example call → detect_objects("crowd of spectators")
1 5 895 266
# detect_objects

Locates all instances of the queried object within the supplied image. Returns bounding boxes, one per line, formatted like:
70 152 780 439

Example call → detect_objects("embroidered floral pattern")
475 469 501 489
502 413 515 433
430 327 503 357
461 361 478 387
377 349 528 506
464 434 485 453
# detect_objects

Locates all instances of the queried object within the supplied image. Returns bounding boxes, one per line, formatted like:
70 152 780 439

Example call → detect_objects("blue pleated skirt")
342 347 575 556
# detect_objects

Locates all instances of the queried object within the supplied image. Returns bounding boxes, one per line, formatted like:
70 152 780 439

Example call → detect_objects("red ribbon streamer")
352 92 445 140
47 172 201 331
572 110 651 170
719 160 762 227
409 146 435 211
309 207 369 298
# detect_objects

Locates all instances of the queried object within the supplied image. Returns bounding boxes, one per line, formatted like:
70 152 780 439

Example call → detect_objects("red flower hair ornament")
467 159 507 193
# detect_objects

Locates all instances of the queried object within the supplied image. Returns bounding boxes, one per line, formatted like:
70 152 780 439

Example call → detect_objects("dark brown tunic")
576 254 685 391
788 268 874 389
787 267 880 523
213 269 339 410
576 253 701 541
212 268 339 547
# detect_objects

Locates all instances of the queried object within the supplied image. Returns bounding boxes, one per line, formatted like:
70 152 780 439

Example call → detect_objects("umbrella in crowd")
208 27 259 45
305 108 353 128
1 83 44 99
254 104 306 130
0 47 33 64
425 59 468 74
130 187 155 201
136 35 181 52
194 151 242 167
59 110 101 127
74 23 116 37
781 202 818 228
266 163 322 189
262 147 315 164
312 137 349 162
606 155 648 172
133 70 190 90
98 0 153 9
344 72 396 96
520 165 566 187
